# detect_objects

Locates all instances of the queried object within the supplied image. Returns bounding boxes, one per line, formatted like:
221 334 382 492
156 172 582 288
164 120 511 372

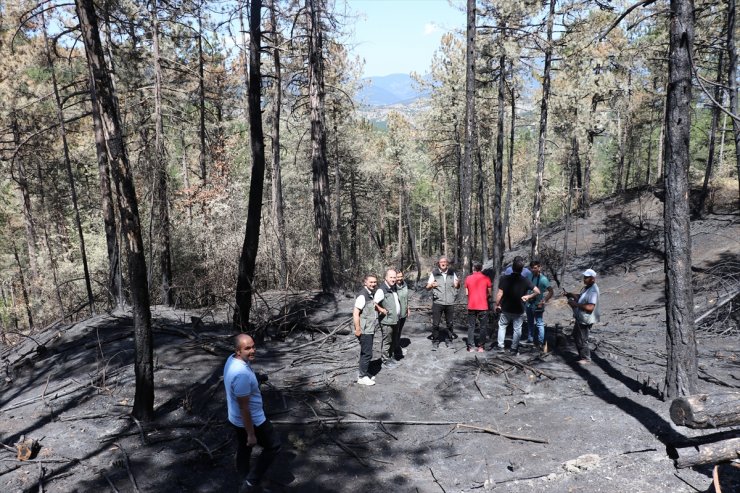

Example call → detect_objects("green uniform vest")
432 268 458 305
378 282 399 326
357 288 377 334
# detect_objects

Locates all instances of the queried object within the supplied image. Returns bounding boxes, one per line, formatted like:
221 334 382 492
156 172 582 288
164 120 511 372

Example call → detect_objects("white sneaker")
401 347 408 356
357 376 375 386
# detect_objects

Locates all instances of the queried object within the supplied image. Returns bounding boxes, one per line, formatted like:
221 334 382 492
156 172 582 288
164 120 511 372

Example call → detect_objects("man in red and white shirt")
465 262 492 352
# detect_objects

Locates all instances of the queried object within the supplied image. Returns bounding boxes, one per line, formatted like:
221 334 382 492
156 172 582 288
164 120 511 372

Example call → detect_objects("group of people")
353 255 602 385
352 268 410 386
222 257 600 491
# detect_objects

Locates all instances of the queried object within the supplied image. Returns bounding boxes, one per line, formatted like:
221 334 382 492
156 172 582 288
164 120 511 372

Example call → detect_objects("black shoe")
450 332 459 340
510 348 519 356
239 480 256 493
495 346 505 353
432 341 439 351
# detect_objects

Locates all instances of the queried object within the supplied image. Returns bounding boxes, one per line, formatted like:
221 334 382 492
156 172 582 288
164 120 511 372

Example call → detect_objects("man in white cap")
564 269 600 364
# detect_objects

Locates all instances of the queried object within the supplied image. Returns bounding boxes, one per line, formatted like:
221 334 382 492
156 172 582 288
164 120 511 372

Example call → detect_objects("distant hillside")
357 73 428 106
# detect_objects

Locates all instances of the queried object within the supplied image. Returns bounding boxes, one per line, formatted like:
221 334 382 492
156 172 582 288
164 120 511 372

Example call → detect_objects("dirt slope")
1 189 738 493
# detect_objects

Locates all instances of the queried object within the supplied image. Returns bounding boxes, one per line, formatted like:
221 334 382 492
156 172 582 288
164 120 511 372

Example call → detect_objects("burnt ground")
1 188 739 493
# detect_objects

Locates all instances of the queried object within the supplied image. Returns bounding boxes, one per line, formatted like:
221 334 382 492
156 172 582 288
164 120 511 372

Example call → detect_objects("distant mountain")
357 73 428 107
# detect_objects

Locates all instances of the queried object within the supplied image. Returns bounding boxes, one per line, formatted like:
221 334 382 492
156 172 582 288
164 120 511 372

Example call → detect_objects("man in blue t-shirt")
224 334 281 492
525 260 554 349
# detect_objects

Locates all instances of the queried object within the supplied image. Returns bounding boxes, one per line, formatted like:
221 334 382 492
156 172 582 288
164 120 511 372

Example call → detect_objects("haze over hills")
357 73 428 107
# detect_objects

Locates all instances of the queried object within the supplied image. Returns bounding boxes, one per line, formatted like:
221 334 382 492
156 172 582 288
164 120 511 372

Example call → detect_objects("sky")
345 0 466 78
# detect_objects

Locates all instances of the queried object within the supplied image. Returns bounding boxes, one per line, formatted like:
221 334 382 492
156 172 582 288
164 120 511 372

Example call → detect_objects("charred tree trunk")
672 438 740 468
234 0 266 330
269 0 288 288
670 392 740 428
663 0 697 399
197 2 207 183
531 0 555 258
10 113 39 287
696 52 724 217
502 82 515 254
727 0 740 201
476 144 487 262
35 158 65 317
561 137 577 282
90 70 123 309
307 0 336 292
43 13 95 314
76 0 154 420
493 52 506 273
150 3 174 306
460 0 475 275
349 166 358 264
12 243 33 329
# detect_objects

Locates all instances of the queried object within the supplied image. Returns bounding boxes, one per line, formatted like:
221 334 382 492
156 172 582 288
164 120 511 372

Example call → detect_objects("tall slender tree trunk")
664 0 697 399
657 85 667 181
76 0 154 420
197 2 208 183
476 144 487 262
561 138 577 284
727 0 740 201
696 52 724 216
460 0 476 275
502 85 515 255
269 0 288 289
12 243 33 329
90 69 123 309
43 13 95 314
493 52 506 275
35 158 65 317
150 2 174 306
349 166 358 265
398 173 404 266
234 0 266 330
530 0 555 258
10 113 39 287
334 110 344 271
307 0 336 292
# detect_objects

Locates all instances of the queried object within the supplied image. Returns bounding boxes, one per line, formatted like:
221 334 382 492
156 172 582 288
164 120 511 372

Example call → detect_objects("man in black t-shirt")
494 257 540 354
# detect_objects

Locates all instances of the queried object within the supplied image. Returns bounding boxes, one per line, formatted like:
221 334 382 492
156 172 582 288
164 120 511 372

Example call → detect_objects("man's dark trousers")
431 303 454 341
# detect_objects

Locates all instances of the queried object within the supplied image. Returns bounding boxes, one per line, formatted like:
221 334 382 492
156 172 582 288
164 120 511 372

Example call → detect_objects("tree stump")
670 392 740 428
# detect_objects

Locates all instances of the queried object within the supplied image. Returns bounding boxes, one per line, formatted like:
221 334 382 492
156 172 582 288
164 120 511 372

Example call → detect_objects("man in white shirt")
426 256 460 349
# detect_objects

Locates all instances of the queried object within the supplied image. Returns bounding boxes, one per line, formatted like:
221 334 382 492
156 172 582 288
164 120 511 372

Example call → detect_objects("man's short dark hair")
530 259 541 268
363 274 377 282
512 257 525 273
473 262 483 272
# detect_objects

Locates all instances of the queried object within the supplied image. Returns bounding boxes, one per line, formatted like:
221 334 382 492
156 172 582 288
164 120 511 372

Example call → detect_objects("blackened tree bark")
561 136 578 283
349 166 358 264
307 0 336 292
10 112 39 286
460 0 475 275
90 69 123 309
150 2 174 306
493 51 506 278
664 0 698 399
42 13 95 314
197 0 208 183
12 243 33 329
269 0 288 289
530 0 555 258
502 82 515 255
234 0 266 330
35 158 65 317
696 52 723 217
75 0 154 420
727 0 740 201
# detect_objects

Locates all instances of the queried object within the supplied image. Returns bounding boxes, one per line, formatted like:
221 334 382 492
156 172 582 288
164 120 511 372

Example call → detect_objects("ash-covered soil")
1 189 738 493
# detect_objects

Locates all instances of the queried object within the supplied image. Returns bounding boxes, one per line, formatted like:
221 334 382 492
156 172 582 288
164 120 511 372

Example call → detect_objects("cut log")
670 392 740 428
672 438 740 468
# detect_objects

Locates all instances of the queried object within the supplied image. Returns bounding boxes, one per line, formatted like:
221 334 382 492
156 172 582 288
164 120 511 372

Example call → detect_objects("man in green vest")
353 274 378 385
374 269 401 369
395 270 411 358
426 256 460 350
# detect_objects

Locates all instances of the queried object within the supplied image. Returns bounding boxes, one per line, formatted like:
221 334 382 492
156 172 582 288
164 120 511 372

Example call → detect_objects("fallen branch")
114 443 140 493
456 424 549 444
271 418 461 426
671 438 740 468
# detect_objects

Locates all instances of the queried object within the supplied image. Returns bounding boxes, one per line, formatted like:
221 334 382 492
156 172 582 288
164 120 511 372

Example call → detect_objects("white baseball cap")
582 269 597 278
